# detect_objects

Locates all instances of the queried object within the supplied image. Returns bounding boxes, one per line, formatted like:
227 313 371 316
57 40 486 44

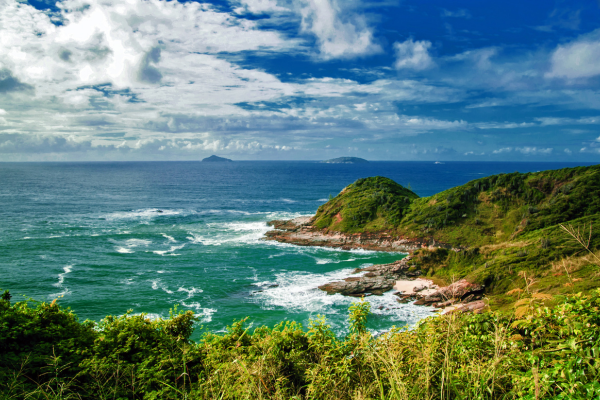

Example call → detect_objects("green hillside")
313 176 419 232
400 164 600 246
315 165 600 247
313 165 600 304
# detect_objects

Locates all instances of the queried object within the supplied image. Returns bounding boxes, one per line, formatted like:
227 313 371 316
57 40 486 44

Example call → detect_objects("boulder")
416 279 484 306
318 275 397 296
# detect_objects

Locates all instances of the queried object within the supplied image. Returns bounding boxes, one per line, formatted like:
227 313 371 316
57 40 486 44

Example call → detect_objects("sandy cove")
264 216 485 314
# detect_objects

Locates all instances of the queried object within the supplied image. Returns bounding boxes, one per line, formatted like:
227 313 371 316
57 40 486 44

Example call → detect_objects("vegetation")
313 165 600 302
313 176 419 232
399 165 600 246
314 165 600 247
4 164 600 399
2 288 600 399
321 157 369 164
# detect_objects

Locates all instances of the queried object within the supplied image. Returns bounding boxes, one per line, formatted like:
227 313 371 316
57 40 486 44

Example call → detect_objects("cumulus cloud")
0 0 596 161
300 0 382 59
547 29 600 80
0 0 293 92
0 133 94 153
393 39 434 70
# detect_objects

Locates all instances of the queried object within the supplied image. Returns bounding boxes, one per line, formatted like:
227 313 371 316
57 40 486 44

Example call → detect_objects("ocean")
0 161 595 338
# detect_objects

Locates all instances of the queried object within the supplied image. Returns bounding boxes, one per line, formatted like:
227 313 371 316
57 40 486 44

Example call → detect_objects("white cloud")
492 147 512 154
396 115 466 130
564 148 572 154
475 121 535 129
299 0 382 60
393 39 434 70
2 0 595 161
0 0 293 91
547 29 600 80
516 147 553 155
448 48 498 70
536 116 600 126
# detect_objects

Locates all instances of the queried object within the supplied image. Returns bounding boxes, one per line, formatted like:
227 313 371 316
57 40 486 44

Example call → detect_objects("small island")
322 156 368 164
202 155 233 162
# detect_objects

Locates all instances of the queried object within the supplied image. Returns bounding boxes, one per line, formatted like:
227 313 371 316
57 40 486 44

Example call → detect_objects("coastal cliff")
264 165 600 310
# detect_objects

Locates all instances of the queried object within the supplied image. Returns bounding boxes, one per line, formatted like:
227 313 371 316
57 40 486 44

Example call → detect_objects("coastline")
264 216 486 314
264 216 460 252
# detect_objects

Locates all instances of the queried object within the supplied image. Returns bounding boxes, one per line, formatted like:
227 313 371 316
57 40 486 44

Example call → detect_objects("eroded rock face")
441 300 486 315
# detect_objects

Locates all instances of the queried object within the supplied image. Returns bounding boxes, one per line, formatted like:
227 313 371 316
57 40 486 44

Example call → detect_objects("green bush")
2 291 600 399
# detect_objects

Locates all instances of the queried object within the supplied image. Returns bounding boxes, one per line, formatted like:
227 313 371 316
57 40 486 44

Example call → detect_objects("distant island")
202 155 233 162
322 157 368 164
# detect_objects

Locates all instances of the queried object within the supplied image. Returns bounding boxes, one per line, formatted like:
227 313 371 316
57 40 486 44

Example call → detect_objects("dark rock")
318 275 397 296
318 257 417 296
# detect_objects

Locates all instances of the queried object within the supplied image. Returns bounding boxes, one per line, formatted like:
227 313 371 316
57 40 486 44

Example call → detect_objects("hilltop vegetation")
313 176 419 232
401 165 600 246
314 165 600 246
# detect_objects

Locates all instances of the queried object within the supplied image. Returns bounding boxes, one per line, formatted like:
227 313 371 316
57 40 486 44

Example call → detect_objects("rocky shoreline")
265 216 458 252
317 256 485 314
264 216 485 314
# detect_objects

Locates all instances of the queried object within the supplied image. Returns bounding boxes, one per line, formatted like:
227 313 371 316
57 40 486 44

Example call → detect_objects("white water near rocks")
2 161 591 339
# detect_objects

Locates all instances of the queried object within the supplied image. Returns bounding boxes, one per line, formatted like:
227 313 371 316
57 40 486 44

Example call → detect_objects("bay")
0 161 595 338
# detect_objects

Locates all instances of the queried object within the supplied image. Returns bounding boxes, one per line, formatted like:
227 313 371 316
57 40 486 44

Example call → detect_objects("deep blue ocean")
1 161 596 338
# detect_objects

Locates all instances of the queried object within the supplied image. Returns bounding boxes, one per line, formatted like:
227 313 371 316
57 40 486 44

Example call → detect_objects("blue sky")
1 0 600 161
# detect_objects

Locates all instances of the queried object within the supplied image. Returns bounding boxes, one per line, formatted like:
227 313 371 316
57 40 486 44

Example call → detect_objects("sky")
1 0 600 161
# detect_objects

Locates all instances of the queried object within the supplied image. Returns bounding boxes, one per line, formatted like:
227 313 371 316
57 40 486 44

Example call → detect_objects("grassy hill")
313 176 419 232
315 165 600 245
313 165 600 305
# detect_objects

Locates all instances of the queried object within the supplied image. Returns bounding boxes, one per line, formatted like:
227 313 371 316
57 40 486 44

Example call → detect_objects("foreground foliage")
2 289 600 399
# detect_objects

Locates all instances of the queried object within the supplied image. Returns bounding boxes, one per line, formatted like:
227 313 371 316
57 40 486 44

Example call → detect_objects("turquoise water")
1 161 595 338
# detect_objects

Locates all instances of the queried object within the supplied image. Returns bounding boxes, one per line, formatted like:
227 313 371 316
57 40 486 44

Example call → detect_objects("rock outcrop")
318 257 419 296
265 217 456 252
